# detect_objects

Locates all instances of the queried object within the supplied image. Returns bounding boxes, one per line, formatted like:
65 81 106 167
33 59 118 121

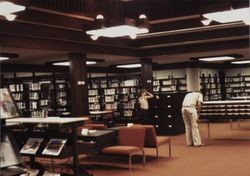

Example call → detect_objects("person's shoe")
194 143 205 147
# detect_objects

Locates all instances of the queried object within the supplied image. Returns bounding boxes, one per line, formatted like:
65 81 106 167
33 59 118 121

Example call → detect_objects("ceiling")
0 0 249 68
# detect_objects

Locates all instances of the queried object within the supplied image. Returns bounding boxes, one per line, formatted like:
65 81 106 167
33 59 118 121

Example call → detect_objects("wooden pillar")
69 53 89 116
219 70 226 100
141 58 153 92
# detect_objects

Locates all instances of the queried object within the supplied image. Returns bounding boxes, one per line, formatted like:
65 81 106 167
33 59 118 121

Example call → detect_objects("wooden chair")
133 125 171 159
101 126 146 170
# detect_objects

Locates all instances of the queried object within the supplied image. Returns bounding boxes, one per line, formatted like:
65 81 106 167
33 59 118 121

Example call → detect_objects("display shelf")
6 117 90 176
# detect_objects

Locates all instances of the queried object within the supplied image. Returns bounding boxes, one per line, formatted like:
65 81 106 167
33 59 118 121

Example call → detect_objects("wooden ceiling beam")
0 34 139 57
134 26 249 47
139 38 249 57
0 20 133 47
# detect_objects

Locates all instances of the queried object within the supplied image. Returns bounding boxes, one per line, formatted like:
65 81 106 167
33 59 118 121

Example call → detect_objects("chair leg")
142 150 146 166
156 147 159 160
169 140 172 158
129 155 132 170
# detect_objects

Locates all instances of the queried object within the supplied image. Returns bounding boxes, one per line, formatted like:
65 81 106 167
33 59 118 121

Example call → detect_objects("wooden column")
69 53 89 116
141 58 153 92
219 70 226 100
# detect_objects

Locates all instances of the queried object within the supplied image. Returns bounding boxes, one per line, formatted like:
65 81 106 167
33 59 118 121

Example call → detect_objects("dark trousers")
140 109 150 125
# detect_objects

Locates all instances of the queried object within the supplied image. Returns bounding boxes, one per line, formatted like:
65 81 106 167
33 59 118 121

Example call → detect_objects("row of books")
20 138 67 156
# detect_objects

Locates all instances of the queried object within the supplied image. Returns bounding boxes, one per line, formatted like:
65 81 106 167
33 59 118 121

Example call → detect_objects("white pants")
182 107 202 146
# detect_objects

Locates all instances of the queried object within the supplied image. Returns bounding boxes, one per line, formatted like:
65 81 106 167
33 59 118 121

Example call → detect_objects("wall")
153 69 185 79
225 67 250 76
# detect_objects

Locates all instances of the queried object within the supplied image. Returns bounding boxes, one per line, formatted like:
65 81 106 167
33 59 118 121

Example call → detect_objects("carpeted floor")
79 121 250 176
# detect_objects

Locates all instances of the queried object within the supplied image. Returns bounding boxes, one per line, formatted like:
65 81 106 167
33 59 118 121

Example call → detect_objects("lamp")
202 7 250 25
0 1 26 21
86 14 149 40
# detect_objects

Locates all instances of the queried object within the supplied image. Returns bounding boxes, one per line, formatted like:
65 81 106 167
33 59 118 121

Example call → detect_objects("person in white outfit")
182 91 204 147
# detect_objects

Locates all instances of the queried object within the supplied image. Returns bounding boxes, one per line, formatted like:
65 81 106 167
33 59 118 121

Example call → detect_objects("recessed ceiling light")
53 61 97 66
116 64 141 68
231 60 250 64
0 56 9 61
198 56 235 62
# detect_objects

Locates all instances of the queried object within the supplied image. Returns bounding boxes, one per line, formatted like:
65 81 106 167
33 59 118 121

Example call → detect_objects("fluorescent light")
53 62 70 66
203 7 250 25
0 56 9 61
86 25 149 38
53 61 97 66
0 1 26 15
231 60 250 64
198 56 235 62
86 61 97 65
116 64 141 68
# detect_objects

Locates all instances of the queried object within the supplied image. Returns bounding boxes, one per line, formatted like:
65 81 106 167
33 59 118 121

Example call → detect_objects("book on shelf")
42 139 67 156
43 171 61 176
20 138 44 155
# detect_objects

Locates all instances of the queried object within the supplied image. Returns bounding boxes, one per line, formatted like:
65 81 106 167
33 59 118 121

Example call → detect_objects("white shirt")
182 92 203 108
139 96 149 110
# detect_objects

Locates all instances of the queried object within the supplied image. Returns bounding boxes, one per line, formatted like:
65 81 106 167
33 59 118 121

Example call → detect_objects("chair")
133 125 171 159
101 126 146 170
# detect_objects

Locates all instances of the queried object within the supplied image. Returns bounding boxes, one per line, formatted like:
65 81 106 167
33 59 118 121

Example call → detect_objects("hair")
138 89 146 97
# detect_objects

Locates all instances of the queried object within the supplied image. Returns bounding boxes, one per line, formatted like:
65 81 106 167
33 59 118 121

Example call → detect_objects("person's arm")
145 90 154 99
196 101 202 114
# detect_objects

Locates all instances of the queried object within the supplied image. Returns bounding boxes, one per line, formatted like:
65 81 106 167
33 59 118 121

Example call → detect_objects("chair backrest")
119 127 145 148
131 125 157 147
142 125 158 147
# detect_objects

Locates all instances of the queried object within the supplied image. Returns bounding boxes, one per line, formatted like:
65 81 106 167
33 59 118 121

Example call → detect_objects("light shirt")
139 96 149 110
182 92 203 108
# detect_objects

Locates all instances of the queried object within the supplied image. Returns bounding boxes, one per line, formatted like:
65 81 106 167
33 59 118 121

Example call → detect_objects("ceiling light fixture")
198 56 235 62
116 63 141 68
203 7 250 25
201 18 212 26
0 1 26 21
53 61 97 66
0 56 10 61
86 14 149 40
231 60 250 64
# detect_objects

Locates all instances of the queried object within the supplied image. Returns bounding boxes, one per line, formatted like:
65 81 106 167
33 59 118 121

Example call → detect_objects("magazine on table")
20 138 44 155
26 168 40 176
42 139 67 156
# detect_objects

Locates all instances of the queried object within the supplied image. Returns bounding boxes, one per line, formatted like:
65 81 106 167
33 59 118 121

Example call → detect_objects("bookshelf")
3 73 71 117
153 76 187 94
200 73 222 101
225 74 250 99
88 76 141 123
